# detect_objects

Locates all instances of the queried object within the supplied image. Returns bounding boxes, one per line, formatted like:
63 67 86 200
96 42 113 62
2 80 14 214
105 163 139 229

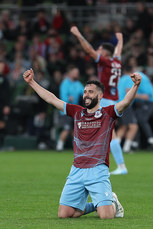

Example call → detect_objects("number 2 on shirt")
109 68 121 87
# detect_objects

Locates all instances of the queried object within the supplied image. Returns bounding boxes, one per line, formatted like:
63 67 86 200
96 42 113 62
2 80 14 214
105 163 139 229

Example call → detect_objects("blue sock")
83 202 96 215
110 139 124 165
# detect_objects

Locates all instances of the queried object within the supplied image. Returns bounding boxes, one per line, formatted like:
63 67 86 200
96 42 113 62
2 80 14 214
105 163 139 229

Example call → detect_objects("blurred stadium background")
0 0 153 151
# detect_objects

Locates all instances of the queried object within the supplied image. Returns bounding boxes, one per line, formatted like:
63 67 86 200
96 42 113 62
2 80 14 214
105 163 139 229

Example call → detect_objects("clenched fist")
23 68 34 83
130 72 142 86
70 26 81 37
115 33 123 41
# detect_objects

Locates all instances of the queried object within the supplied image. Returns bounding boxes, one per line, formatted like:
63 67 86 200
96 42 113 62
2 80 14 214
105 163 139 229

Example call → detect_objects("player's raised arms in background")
70 26 123 60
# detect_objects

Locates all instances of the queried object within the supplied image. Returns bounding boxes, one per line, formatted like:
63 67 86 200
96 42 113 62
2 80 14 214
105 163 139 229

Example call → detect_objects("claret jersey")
64 103 121 168
96 55 121 101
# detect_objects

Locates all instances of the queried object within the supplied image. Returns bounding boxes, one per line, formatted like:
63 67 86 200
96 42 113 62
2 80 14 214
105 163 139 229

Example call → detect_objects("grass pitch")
0 150 153 229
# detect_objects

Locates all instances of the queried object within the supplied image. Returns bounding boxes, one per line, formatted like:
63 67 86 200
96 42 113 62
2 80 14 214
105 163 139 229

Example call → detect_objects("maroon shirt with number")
96 55 121 101
64 103 120 168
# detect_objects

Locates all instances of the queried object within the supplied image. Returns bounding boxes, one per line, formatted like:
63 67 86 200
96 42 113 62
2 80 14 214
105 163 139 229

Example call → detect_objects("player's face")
83 84 102 109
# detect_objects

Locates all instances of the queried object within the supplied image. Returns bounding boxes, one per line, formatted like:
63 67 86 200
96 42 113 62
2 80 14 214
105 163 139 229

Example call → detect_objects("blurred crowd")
0 2 153 151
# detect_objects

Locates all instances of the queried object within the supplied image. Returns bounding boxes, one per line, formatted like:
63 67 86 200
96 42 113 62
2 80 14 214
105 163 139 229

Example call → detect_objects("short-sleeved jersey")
64 103 121 168
96 55 121 101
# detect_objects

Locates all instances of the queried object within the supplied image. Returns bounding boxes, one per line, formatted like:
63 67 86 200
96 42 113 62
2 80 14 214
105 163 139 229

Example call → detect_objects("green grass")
0 150 153 229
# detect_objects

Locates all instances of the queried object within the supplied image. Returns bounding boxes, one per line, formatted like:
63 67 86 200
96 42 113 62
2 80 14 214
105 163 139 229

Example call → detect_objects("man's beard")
83 95 99 109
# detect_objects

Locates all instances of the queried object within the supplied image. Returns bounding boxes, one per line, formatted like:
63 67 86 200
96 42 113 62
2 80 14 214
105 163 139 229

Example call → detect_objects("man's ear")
99 92 103 101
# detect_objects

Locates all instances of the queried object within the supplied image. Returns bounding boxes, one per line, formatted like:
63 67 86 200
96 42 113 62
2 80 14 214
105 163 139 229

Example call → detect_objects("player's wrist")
28 78 35 86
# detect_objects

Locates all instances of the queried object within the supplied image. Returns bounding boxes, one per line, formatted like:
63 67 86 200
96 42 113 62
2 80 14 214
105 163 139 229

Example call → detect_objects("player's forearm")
75 33 97 59
113 35 123 57
124 84 139 105
116 84 139 113
29 79 64 111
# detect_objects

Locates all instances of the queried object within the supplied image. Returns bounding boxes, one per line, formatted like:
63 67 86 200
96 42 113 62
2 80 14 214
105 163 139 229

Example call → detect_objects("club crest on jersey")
110 87 116 96
78 122 82 129
94 110 102 118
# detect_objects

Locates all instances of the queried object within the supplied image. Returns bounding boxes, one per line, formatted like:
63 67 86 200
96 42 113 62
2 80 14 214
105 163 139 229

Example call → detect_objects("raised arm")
116 72 142 114
70 26 98 60
113 33 123 57
23 69 64 111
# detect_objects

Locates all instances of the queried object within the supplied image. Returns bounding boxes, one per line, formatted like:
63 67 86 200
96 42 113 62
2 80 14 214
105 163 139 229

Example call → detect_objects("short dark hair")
86 80 105 93
102 43 115 56
66 64 77 72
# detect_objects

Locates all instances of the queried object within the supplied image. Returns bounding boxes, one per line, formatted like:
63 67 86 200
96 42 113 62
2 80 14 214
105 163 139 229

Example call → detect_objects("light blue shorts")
59 164 113 211
100 98 117 107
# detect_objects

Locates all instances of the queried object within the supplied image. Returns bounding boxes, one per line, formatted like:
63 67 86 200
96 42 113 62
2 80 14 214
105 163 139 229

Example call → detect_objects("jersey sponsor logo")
94 110 102 118
78 122 82 129
77 121 101 129
84 118 94 121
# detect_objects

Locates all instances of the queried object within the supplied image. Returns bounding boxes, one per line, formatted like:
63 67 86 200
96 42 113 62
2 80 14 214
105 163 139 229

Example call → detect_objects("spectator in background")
7 35 29 62
84 63 96 82
8 52 30 107
8 58 26 87
123 29 146 66
14 69 50 138
52 10 70 34
66 47 86 75
0 61 11 148
30 70 50 138
135 2 152 38
32 9 50 35
145 55 153 83
49 70 63 143
29 33 46 58
56 65 84 151
49 70 63 98
0 42 7 61
45 34 63 60
29 47 46 72
14 15 31 40
45 28 63 47
117 65 138 153
133 72 153 150
0 10 15 40
32 58 49 84
17 34 29 55
46 52 66 77
145 32 153 81
82 25 96 46
123 18 136 43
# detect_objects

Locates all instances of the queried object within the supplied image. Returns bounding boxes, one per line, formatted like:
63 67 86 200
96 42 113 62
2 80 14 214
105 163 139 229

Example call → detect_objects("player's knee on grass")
97 205 115 219
58 205 75 218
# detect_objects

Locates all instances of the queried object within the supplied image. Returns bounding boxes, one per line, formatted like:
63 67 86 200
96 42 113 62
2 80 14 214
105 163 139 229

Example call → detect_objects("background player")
23 68 141 219
56 65 84 151
71 26 127 175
